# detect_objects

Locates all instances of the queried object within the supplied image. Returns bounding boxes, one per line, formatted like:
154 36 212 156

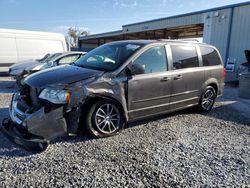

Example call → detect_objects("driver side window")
133 46 168 74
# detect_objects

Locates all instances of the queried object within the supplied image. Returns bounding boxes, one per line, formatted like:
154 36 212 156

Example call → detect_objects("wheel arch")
200 78 219 98
207 83 218 94
81 95 128 122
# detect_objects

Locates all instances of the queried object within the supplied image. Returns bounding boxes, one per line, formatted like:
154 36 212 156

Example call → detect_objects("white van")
0 28 67 72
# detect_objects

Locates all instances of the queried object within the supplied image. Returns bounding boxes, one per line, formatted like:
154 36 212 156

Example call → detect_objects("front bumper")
1 93 68 150
1 118 49 151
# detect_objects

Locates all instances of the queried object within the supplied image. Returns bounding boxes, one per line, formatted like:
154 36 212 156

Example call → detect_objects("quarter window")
171 45 199 69
133 46 167 74
200 46 221 66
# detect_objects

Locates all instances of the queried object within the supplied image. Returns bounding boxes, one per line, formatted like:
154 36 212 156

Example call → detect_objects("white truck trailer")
0 28 67 72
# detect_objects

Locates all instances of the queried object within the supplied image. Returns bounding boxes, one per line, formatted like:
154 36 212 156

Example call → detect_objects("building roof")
123 1 250 27
79 1 250 41
78 30 123 40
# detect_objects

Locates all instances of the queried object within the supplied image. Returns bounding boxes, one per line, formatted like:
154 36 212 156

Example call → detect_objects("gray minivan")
2 40 225 151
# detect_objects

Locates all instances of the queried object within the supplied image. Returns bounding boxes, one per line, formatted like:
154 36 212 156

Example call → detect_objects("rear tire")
86 99 124 138
198 86 216 112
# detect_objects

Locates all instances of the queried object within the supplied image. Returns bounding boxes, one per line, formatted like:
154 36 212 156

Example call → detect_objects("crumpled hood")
9 60 41 75
24 64 103 88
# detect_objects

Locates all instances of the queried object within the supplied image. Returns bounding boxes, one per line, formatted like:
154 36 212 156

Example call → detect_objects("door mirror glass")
130 63 145 75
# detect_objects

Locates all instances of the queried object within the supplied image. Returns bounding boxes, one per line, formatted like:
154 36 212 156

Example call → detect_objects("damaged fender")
1 93 68 151
81 75 129 121
24 106 67 140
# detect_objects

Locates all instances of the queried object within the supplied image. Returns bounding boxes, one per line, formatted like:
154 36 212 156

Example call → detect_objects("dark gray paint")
6 40 225 142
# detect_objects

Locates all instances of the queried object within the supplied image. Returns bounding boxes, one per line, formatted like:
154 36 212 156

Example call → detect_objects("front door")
127 45 172 120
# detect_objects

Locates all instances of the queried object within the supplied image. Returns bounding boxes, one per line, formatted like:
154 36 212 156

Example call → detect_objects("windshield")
74 43 142 71
41 53 63 63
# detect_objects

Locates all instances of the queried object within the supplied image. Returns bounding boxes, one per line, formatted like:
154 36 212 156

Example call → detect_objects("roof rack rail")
157 38 204 43
177 39 200 42
157 39 172 41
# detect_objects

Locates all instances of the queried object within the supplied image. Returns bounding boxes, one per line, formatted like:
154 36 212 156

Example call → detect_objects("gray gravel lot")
0 77 249 187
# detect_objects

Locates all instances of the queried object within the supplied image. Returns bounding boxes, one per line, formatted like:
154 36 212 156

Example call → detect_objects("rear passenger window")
171 45 199 70
133 46 167 74
200 46 221 66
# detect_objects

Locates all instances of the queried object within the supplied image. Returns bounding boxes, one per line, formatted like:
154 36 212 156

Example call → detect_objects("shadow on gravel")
0 80 19 94
127 107 196 129
0 108 33 157
202 103 250 127
0 98 249 157
0 132 32 157
128 101 250 129
0 108 9 123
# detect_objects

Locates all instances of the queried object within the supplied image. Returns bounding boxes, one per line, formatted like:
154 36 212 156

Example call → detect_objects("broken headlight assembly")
39 88 71 104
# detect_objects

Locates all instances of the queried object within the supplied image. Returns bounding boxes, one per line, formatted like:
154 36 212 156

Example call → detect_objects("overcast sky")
0 0 248 35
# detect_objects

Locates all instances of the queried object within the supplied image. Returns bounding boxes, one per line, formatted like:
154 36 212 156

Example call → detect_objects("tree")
67 27 90 48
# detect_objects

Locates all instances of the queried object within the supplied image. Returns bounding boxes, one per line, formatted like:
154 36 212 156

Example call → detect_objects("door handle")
174 75 182 80
161 77 170 82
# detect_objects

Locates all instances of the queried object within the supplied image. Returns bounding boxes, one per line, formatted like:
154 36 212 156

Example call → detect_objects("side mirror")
130 63 145 75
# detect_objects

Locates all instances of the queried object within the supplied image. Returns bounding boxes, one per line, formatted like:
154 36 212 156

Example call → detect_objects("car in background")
9 51 86 84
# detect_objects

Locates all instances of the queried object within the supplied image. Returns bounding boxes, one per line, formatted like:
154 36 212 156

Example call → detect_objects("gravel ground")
0 77 249 187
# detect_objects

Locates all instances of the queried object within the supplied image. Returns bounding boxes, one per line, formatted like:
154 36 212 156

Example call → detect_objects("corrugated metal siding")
228 5 250 69
123 14 202 33
203 8 232 63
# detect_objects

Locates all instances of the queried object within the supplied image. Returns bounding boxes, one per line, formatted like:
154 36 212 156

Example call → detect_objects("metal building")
79 2 250 81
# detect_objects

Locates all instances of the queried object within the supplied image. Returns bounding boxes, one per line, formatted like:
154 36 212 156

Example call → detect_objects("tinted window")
133 46 167 74
171 45 199 69
200 46 221 66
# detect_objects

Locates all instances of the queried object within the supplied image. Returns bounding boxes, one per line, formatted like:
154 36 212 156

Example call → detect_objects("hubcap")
202 89 215 110
95 104 120 134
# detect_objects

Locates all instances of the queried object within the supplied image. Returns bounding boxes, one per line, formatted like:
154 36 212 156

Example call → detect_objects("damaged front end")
2 44 133 151
1 86 68 151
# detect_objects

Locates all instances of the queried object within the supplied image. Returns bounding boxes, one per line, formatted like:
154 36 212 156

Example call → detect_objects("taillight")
222 68 226 80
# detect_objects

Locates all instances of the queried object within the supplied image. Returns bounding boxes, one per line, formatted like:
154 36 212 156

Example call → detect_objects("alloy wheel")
201 89 215 111
95 103 120 134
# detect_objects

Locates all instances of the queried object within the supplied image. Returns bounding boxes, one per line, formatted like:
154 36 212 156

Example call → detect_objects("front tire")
198 86 216 112
86 99 124 138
